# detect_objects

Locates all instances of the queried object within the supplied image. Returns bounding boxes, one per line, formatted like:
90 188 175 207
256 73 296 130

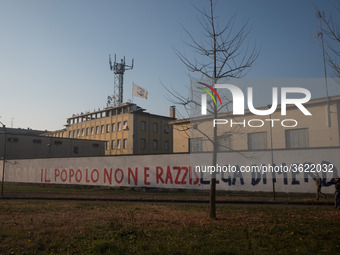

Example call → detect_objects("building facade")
49 103 175 155
171 95 340 153
0 128 105 159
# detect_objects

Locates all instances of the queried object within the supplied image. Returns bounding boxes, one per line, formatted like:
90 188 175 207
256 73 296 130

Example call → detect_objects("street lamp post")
0 121 6 197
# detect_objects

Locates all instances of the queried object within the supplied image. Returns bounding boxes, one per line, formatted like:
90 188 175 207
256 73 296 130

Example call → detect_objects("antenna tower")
108 54 134 106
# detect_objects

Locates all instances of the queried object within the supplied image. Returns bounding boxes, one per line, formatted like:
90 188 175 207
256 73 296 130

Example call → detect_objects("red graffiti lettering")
156 166 164 184
128 167 138 185
165 166 173 184
85 169 90 183
180 167 188 184
91 169 99 183
55 169 60 182
61 169 67 182
75 169 82 183
69 169 75 182
173 166 181 184
189 166 192 185
144 167 150 185
44 169 51 183
193 166 200 185
114 168 123 184
104 168 112 184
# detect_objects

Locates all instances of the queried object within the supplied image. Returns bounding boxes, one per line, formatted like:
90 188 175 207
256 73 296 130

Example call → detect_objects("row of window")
6 138 100 148
53 133 64 138
248 128 309 150
7 138 58 144
141 121 170 134
106 139 128 150
190 128 309 152
68 121 170 138
105 139 170 151
140 139 169 151
190 135 232 153
69 121 128 138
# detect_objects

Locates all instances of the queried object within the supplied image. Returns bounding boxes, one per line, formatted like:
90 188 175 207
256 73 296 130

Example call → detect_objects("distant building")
48 103 176 155
170 95 340 153
0 128 105 159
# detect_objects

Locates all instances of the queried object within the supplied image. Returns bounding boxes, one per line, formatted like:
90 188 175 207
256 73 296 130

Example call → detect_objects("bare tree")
168 0 258 219
315 3 340 79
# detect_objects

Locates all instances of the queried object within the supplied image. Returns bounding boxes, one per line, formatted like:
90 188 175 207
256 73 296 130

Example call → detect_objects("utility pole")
0 121 6 197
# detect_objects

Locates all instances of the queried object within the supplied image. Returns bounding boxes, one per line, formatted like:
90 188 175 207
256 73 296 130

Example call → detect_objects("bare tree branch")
316 4 340 79
166 0 258 219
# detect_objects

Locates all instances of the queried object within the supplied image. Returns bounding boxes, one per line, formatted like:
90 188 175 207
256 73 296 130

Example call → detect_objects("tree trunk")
210 87 218 219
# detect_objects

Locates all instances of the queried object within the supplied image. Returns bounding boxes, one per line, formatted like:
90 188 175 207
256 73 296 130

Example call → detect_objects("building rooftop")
66 102 175 126
0 127 48 136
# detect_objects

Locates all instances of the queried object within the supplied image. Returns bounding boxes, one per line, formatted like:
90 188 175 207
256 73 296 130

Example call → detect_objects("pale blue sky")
0 0 339 130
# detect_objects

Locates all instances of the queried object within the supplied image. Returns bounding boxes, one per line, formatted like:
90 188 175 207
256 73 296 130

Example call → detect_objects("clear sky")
0 0 339 131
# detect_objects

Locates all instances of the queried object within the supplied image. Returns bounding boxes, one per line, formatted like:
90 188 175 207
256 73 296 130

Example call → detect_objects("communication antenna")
108 54 134 106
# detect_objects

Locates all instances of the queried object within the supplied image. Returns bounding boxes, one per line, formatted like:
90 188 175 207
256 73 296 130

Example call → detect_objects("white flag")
133 83 148 99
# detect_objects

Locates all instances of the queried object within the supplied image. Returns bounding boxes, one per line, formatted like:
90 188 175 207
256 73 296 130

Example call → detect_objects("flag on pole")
132 83 148 99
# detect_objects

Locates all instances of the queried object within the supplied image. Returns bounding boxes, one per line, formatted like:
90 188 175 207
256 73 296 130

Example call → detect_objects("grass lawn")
1 182 319 199
0 200 338 255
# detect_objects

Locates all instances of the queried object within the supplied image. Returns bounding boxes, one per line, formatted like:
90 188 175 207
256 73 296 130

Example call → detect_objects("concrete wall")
1 148 339 193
